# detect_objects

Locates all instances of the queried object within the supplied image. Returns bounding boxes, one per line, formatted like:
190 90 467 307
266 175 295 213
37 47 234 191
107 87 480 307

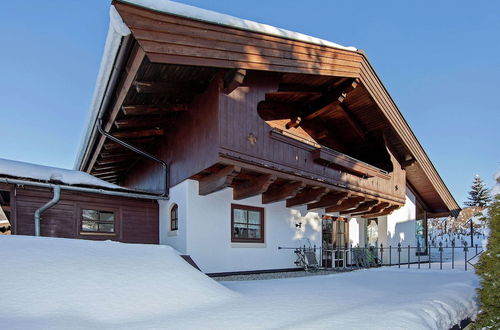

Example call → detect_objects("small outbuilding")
0 158 161 244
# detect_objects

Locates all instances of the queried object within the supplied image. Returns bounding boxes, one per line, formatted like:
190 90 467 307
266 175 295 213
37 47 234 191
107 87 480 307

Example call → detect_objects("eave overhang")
75 0 460 217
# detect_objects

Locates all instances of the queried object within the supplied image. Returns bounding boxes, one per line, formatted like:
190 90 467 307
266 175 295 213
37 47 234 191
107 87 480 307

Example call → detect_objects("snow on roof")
0 236 235 326
123 0 357 51
74 1 356 169
0 158 121 189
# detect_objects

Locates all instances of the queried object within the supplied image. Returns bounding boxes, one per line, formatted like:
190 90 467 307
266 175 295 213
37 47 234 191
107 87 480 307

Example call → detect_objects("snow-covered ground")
1 236 479 329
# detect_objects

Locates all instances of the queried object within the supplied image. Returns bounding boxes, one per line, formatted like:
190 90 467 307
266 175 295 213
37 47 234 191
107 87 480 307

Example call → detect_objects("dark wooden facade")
77 1 460 218
1 183 158 244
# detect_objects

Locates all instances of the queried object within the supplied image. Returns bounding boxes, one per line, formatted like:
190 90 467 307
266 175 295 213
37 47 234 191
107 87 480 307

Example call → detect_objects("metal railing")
279 241 483 271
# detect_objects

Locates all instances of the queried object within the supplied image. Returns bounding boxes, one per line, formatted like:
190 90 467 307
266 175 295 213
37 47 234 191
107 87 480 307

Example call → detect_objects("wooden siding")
123 75 221 191
12 186 159 244
218 73 406 204
114 1 363 77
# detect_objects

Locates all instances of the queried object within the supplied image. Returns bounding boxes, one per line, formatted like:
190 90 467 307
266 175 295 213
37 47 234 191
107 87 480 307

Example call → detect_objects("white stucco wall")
349 188 428 264
159 181 188 254
165 180 322 273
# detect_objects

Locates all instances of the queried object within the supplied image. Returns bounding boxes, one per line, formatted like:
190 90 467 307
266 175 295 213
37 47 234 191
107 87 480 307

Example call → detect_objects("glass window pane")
82 209 99 221
234 209 247 223
248 211 260 224
99 212 114 221
82 220 98 232
98 223 114 233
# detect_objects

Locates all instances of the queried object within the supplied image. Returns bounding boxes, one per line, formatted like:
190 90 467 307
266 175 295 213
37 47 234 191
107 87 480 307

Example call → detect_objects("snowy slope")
0 158 121 189
1 236 478 329
0 236 236 328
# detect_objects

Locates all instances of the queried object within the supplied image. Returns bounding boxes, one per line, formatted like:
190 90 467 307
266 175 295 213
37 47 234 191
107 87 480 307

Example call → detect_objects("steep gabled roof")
75 0 460 216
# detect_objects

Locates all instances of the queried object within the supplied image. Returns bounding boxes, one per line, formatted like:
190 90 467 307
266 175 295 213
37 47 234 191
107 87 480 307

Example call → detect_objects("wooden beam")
0 205 11 212
286 187 329 207
96 156 133 166
198 165 241 195
257 101 300 120
121 104 188 116
303 78 359 121
307 192 349 210
361 204 401 218
85 44 145 173
103 138 155 150
325 196 365 213
262 181 306 204
100 151 134 159
351 202 389 216
285 117 301 129
223 69 246 94
112 129 164 139
233 174 277 200
114 118 168 129
340 200 378 215
134 81 205 94
336 103 366 141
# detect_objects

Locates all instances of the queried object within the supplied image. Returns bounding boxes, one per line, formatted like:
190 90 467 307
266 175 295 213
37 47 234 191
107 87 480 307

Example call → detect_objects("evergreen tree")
474 177 500 328
465 175 492 207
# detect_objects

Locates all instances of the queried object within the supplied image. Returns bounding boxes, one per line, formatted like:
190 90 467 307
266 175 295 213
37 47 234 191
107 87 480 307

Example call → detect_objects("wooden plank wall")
114 1 363 77
122 75 221 191
12 186 159 244
218 72 406 204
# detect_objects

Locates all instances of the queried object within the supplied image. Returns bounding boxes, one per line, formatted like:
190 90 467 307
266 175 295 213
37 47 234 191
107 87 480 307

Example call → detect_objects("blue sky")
0 0 498 205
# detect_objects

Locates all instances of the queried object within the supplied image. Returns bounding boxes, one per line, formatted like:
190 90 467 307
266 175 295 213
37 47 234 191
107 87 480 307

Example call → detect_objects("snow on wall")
0 158 121 189
165 180 322 273
0 235 235 327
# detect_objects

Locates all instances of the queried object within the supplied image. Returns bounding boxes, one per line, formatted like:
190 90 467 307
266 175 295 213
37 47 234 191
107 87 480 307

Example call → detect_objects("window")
415 200 428 255
81 209 115 234
231 204 264 243
170 204 178 231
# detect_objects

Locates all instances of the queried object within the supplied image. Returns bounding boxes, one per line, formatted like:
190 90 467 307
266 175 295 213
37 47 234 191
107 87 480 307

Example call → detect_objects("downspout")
97 118 169 198
34 186 60 236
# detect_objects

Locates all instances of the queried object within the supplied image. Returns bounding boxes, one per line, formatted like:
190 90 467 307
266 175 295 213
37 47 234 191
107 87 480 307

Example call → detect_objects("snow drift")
0 236 235 327
0 158 120 189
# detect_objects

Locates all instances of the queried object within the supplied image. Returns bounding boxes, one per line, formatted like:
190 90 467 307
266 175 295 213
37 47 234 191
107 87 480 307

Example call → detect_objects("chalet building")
64 0 457 273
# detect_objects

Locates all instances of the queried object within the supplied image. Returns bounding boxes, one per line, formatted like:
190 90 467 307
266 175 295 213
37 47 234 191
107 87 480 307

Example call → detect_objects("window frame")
231 204 265 243
78 205 118 237
170 204 178 231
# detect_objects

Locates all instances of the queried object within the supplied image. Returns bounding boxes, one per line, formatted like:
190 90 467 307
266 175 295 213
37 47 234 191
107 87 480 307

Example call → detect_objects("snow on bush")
0 236 235 327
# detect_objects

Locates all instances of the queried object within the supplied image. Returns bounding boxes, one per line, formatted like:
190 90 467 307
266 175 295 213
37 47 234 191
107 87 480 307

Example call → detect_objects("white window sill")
167 230 178 237
231 242 266 248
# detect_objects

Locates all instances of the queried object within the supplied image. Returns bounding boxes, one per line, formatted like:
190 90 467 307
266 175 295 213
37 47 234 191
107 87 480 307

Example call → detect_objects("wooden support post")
286 187 329 207
198 166 241 196
262 181 306 204
233 174 277 200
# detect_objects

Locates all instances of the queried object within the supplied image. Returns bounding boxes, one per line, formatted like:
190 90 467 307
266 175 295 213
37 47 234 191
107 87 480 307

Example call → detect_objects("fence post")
407 245 411 268
417 241 421 269
389 245 392 266
439 241 443 270
350 244 353 269
398 243 401 268
380 243 384 266
451 239 455 269
475 244 478 256
464 242 468 271
429 245 431 269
